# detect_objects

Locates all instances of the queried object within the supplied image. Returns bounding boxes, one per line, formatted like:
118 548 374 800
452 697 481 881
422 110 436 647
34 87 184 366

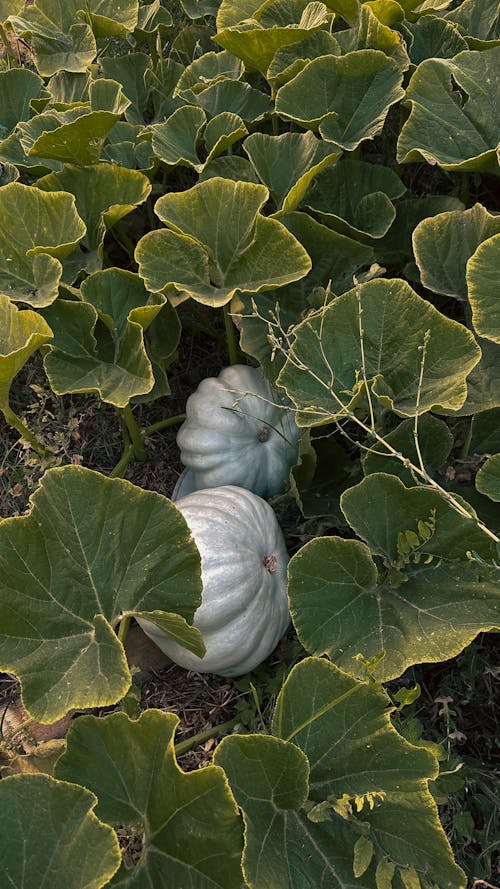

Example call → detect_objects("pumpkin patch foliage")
0 0 499 886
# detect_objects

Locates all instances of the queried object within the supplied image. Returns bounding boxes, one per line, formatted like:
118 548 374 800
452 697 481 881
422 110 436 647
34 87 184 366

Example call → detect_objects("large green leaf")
0 69 46 140
466 233 500 343
336 2 410 68
100 53 151 125
135 178 311 307
476 454 500 502
0 296 53 440
37 163 151 273
471 408 500 455
57 710 244 888
0 774 121 889
405 14 468 65
288 473 499 682
78 0 139 38
42 270 162 406
266 29 341 92
305 159 405 240
243 131 340 214
0 182 86 307
0 465 203 722
18 105 123 166
444 0 500 50
8 0 97 76
362 414 453 485
413 203 500 301
216 657 465 889
275 50 404 151
174 51 244 102
214 3 330 74
272 658 465 888
397 47 500 171
149 105 206 169
233 212 373 382
277 278 481 425
204 112 248 161
190 78 274 121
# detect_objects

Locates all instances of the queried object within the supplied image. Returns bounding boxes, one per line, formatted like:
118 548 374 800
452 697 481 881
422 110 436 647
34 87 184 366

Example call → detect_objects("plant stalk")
143 414 186 437
174 717 241 757
109 443 134 479
2 406 51 457
223 304 239 366
121 405 146 461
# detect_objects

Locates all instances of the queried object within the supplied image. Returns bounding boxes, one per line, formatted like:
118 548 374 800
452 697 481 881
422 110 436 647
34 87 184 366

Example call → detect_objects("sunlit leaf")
0 182 85 306
476 454 500 502
37 163 151 273
336 3 410 68
244 130 340 214
275 50 404 151
57 709 244 888
8 0 97 76
266 29 341 92
204 111 248 161
467 233 500 344
277 278 481 425
149 105 206 169
77 0 139 38
0 297 53 428
136 177 311 307
18 106 122 165
190 78 273 121
397 47 500 171
413 203 500 301
0 774 121 889
43 270 162 406
0 465 203 722
214 2 330 74
174 50 244 101
288 474 498 682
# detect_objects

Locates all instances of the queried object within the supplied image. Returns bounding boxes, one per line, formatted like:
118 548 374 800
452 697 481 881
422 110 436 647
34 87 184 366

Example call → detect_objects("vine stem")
223 303 240 366
2 406 51 457
174 717 240 757
121 405 146 461
142 414 186 437
109 443 134 479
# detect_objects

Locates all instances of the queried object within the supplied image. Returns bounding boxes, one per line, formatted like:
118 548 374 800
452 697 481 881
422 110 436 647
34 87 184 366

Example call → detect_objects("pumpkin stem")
263 554 277 572
259 427 269 442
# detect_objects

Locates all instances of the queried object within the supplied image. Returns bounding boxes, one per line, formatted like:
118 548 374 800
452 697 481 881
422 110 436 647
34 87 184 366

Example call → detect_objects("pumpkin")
176 364 301 498
137 486 290 676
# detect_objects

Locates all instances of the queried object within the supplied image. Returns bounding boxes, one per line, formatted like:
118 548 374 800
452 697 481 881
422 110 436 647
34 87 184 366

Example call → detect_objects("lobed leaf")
0 182 85 306
397 47 500 171
277 278 481 425
275 50 405 151
288 473 498 682
57 709 245 888
0 465 203 722
0 774 121 889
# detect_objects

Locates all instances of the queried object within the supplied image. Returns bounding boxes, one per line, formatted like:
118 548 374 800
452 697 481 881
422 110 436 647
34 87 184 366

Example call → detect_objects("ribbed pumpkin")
137 486 290 676
176 364 301 498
